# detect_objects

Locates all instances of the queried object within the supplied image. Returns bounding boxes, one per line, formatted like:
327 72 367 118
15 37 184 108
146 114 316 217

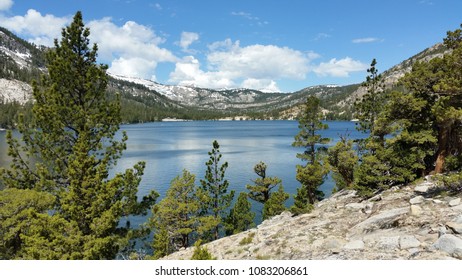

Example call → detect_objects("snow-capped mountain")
0 25 449 121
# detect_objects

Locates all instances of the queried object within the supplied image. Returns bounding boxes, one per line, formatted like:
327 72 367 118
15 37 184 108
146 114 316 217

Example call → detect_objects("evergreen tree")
150 169 199 258
291 186 313 216
151 224 170 260
246 161 282 205
198 140 235 241
353 58 388 141
262 185 289 220
190 240 215 260
0 11 158 259
291 96 329 214
327 135 359 191
397 25 462 173
225 192 255 235
0 188 81 259
352 59 396 195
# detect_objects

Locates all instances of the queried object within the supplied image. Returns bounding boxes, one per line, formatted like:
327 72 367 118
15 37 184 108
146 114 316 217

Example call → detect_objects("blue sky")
0 0 461 92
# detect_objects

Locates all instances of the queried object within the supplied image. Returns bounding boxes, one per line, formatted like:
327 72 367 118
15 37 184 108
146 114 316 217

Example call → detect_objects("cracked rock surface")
163 177 462 260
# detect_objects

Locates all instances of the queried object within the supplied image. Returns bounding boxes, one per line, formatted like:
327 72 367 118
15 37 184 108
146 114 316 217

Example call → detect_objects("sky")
0 0 461 92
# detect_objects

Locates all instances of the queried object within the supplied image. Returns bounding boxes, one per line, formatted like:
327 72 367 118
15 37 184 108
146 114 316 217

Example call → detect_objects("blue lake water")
114 120 364 222
0 120 365 224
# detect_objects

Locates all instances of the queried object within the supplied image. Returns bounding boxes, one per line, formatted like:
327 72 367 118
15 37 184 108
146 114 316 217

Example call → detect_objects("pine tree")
398 26 462 174
291 96 329 214
198 140 235 241
354 58 388 141
327 135 359 191
151 224 170 260
0 11 158 259
246 161 282 205
190 240 215 260
150 169 199 258
0 188 81 259
262 185 289 220
225 192 255 235
291 186 313 216
352 59 396 195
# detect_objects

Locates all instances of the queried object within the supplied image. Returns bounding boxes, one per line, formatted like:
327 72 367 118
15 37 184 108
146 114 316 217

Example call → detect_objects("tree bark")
434 124 450 173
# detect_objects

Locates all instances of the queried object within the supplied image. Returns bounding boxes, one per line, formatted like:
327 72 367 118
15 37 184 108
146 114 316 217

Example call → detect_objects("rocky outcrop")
163 176 462 260
0 78 32 104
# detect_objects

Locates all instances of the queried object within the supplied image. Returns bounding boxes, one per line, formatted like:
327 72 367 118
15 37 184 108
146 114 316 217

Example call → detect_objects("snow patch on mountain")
0 78 32 104
109 73 197 101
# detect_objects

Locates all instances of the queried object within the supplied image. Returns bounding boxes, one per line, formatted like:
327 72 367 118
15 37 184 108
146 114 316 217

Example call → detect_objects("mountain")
110 73 350 119
0 25 450 125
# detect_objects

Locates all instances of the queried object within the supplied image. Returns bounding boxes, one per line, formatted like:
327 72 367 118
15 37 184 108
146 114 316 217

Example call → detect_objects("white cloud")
0 0 13 11
0 9 177 81
241 78 280 92
169 56 234 89
87 18 177 80
313 33 331 41
152 3 162 10
177 31 199 52
313 57 368 77
169 39 316 91
352 37 382 43
110 57 158 81
0 9 70 46
231 11 268 26
207 40 311 80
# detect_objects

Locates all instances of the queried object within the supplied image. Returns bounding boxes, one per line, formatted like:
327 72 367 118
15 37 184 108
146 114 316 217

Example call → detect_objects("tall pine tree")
198 140 235 241
0 11 158 259
291 96 329 214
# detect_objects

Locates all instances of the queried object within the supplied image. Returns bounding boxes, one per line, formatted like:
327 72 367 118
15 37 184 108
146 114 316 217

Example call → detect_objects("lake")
0 120 365 223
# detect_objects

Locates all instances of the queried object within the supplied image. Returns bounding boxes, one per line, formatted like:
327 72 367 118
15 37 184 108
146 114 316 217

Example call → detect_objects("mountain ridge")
0 26 449 123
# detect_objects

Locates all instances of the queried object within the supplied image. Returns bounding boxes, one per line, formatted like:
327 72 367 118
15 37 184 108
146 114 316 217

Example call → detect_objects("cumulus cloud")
87 18 177 80
0 0 13 11
207 40 311 80
169 56 234 89
177 31 199 52
169 39 315 91
313 57 368 77
352 37 382 43
0 8 177 81
110 57 158 81
241 78 280 93
0 9 70 46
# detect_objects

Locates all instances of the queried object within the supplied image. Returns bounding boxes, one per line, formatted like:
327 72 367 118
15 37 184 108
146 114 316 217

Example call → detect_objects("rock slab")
432 234 462 256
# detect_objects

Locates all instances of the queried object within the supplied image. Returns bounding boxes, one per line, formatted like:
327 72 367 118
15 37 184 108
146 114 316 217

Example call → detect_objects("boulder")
410 205 423 216
344 240 365 250
323 238 345 253
414 183 432 193
400 235 421 249
432 234 462 256
410 196 424 205
349 207 409 236
449 198 461 207
378 236 400 250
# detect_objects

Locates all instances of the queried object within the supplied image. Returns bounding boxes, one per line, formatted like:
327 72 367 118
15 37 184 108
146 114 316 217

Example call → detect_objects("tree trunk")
434 124 450 174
